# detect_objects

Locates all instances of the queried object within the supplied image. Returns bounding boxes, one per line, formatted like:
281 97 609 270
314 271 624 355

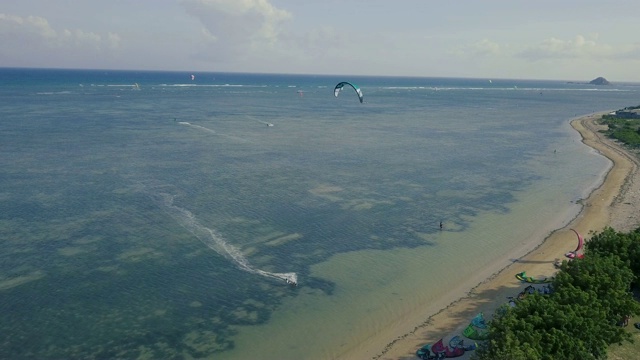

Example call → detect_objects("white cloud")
469 38 502 57
438 34 640 81
107 32 121 49
282 26 348 60
605 41 640 62
0 13 56 40
62 29 101 49
181 0 291 56
518 35 613 60
0 12 121 61
447 38 502 61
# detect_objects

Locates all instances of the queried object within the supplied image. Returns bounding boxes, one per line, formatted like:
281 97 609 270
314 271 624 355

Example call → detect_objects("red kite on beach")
565 229 584 259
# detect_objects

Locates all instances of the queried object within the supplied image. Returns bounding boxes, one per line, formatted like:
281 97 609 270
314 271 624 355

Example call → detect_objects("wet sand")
343 112 640 359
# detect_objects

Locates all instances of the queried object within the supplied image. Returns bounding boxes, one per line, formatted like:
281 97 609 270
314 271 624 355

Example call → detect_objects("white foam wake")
178 122 216 134
246 115 274 127
154 192 297 285
178 121 249 142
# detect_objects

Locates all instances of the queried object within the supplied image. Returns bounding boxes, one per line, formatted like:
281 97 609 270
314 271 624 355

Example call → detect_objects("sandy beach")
344 112 640 360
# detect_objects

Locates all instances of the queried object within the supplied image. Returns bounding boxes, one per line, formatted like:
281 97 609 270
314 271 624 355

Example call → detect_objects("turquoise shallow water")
0 69 639 359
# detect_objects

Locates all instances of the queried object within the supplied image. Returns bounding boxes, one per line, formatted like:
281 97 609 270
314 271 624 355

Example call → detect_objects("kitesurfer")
439 221 443 230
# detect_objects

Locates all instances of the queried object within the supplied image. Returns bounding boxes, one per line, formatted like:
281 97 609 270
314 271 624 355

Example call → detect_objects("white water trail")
178 121 249 142
245 115 274 127
178 121 216 134
153 191 297 285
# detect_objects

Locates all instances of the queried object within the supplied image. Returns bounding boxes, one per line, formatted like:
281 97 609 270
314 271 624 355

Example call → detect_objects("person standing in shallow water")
439 221 443 230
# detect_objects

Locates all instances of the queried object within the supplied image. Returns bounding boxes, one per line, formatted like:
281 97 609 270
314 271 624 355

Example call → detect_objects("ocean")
1 68 639 359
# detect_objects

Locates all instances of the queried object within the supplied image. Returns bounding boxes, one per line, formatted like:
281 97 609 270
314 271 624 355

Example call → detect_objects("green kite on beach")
515 271 553 284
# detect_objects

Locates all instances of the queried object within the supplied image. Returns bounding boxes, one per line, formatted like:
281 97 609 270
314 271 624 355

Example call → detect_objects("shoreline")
344 112 640 359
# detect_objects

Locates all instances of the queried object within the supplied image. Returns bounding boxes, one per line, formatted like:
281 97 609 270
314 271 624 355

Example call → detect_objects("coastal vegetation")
474 227 640 360
600 107 640 147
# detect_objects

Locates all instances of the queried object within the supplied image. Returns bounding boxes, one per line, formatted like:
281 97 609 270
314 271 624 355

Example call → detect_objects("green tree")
475 229 640 360
586 227 640 285
476 292 608 359
555 254 639 329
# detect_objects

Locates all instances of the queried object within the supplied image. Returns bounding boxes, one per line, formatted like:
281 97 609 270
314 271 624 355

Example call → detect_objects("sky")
2 0 640 81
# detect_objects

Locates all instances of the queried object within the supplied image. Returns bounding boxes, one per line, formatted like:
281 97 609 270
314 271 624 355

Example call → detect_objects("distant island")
567 77 611 85
589 77 611 85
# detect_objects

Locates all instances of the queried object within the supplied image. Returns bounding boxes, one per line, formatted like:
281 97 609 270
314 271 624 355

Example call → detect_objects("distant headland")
589 77 611 85
567 77 611 85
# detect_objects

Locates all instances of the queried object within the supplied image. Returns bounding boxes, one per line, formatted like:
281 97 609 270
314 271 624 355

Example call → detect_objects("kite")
565 229 584 259
334 81 364 103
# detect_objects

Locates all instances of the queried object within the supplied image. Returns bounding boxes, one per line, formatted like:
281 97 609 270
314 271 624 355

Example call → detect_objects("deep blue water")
1 68 639 359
